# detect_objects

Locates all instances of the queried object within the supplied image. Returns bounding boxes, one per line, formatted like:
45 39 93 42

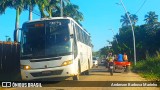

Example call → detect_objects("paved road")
1 64 160 90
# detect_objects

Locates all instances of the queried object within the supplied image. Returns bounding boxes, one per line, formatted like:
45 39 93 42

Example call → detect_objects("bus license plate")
42 71 51 74
110 66 114 69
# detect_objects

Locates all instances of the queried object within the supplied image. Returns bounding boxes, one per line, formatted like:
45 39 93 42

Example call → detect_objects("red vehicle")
114 61 131 72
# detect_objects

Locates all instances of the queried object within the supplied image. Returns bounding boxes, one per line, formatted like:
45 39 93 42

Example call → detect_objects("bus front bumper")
21 66 77 80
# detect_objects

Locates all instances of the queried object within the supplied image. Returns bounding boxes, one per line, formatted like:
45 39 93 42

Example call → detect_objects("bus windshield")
21 19 71 59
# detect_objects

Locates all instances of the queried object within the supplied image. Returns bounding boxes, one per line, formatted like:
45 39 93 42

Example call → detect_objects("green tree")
99 46 109 56
45 0 58 17
93 51 100 57
51 2 83 23
64 4 83 22
35 0 49 18
0 0 11 14
10 0 25 41
144 11 158 24
120 13 138 27
0 0 25 41
23 0 36 20
120 12 130 27
111 21 160 60
130 14 138 26
0 0 84 41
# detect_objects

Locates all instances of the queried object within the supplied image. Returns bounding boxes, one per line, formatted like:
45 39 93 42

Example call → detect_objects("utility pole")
60 0 63 17
60 0 70 17
119 0 137 65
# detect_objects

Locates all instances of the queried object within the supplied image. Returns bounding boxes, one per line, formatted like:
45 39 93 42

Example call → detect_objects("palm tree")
130 14 138 26
1 0 25 41
23 0 36 20
0 0 12 14
51 2 83 23
35 0 49 18
51 0 70 17
120 12 130 27
36 0 83 23
63 4 83 22
144 11 158 24
0 0 6 14
45 0 59 17
10 0 25 42
0 0 25 41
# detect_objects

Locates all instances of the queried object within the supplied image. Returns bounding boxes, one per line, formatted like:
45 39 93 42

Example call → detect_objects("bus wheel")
73 74 79 81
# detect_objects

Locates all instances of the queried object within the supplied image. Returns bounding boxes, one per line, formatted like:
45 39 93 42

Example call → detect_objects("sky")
0 0 160 51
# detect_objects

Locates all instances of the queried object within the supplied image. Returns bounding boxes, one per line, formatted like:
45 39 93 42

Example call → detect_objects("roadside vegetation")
95 11 160 81
132 51 160 81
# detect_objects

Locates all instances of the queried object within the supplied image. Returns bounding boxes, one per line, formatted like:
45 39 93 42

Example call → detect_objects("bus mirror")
70 34 74 38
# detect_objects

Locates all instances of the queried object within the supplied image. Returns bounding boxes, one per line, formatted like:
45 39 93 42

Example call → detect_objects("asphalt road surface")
1 63 160 90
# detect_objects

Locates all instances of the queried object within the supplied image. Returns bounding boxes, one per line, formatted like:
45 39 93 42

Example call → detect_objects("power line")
32 10 41 17
135 0 147 14
26 8 41 17
19 5 41 17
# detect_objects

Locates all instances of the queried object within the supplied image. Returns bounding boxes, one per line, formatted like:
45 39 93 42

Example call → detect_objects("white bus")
20 17 93 80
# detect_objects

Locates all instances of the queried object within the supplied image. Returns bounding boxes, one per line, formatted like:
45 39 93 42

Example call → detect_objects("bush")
132 51 160 81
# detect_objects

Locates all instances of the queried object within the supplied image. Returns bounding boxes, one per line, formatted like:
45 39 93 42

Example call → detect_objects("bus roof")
24 17 90 36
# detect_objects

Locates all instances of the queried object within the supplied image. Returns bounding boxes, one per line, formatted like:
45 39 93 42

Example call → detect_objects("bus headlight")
21 65 31 70
61 60 73 66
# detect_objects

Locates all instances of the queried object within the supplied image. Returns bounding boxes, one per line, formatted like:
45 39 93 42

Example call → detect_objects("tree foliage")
120 12 130 27
130 14 138 26
112 23 160 61
99 11 160 62
51 2 83 23
144 11 158 24
120 12 138 27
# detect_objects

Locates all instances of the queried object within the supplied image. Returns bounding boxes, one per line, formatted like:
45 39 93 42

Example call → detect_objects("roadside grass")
132 51 160 81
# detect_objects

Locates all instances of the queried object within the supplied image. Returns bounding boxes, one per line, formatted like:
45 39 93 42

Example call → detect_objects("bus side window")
89 38 92 46
82 31 84 43
86 35 89 45
75 25 80 41
78 28 83 42
84 33 87 44
73 24 78 59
